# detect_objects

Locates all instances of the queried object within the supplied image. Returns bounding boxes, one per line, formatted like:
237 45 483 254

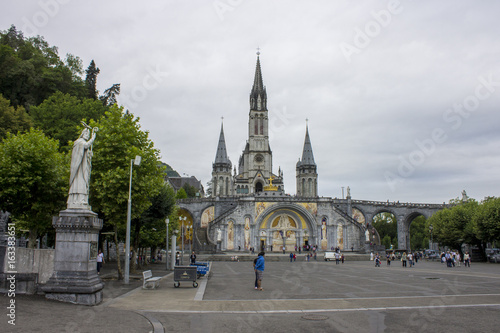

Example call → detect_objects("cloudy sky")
3 1 500 204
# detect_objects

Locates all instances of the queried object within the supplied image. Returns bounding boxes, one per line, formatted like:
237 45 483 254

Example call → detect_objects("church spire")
299 123 316 166
296 121 318 197
214 121 230 165
250 52 267 111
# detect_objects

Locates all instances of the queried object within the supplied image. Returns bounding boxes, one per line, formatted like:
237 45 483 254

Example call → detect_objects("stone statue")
365 229 370 242
347 186 351 197
217 228 222 242
462 190 468 201
67 125 97 209
278 214 291 229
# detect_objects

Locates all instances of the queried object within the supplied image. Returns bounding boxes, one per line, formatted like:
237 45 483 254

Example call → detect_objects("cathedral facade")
177 55 445 253
178 55 366 253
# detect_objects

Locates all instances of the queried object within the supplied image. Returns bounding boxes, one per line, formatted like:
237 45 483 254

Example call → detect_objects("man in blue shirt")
254 252 265 291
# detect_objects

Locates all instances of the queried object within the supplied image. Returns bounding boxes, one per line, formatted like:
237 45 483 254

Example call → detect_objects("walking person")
408 252 413 267
253 256 259 289
386 253 391 266
175 252 180 266
401 252 407 267
464 252 471 267
96 249 104 275
190 251 196 264
254 252 265 291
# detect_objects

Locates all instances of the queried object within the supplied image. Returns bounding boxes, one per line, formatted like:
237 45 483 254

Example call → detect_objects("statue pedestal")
42 209 104 305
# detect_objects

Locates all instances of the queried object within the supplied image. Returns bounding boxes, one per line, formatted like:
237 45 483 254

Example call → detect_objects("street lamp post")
165 218 169 270
180 216 186 265
125 155 141 284
186 225 192 252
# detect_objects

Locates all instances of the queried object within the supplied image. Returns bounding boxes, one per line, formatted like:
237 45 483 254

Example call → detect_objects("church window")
255 118 258 135
260 116 264 135
255 182 263 192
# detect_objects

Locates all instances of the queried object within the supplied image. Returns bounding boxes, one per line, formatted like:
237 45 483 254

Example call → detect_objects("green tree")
0 26 86 109
175 187 188 200
89 105 165 279
428 200 479 253
372 212 397 249
100 83 120 106
30 92 107 152
131 184 176 271
409 215 428 251
205 181 213 197
182 182 198 198
475 197 500 245
0 128 66 248
0 94 32 140
85 60 100 100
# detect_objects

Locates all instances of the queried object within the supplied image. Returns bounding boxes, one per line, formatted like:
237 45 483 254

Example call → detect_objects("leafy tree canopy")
0 128 66 247
30 91 107 152
90 105 165 230
0 25 86 109
0 94 32 140
475 197 500 244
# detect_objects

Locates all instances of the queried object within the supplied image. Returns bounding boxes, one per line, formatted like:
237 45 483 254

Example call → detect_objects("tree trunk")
113 225 123 280
28 229 38 249
131 218 141 272
131 247 137 273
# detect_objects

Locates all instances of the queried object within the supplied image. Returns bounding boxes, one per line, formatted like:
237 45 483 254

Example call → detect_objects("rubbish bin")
173 266 198 288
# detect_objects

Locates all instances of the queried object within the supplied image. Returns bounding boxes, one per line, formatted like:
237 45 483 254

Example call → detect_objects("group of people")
371 251 422 267
441 250 470 267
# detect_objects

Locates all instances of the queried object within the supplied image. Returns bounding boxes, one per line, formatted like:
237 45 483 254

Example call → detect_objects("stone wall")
0 247 54 294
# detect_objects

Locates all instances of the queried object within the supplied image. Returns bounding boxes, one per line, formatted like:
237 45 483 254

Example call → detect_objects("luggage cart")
173 266 198 288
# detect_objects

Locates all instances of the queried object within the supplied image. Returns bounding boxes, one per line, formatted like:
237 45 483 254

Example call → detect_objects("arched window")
255 182 263 193
260 116 264 135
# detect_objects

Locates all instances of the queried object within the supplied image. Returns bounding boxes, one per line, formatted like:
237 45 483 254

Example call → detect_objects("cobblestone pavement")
3 257 500 332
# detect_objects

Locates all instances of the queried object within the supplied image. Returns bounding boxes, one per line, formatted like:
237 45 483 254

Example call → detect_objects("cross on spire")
256 47 260 56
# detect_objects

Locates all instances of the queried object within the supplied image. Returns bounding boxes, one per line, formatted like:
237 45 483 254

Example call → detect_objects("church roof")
298 125 316 166
252 55 265 94
250 55 267 111
214 122 231 165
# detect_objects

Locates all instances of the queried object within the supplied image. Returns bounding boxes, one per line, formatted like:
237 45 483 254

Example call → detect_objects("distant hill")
160 162 180 177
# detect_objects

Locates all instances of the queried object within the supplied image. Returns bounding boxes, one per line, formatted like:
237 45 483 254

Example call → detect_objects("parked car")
486 249 500 262
488 250 500 263
425 249 438 260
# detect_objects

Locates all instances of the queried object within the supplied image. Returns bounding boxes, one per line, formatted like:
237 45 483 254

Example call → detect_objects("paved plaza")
4 257 500 332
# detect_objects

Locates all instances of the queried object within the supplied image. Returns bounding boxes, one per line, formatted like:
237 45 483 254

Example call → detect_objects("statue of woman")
67 127 96 209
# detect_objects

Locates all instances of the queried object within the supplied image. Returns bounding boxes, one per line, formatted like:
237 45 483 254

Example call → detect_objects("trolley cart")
173 266 198 288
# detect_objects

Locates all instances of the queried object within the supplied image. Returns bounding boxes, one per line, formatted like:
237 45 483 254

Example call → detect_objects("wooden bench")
142 270 161 289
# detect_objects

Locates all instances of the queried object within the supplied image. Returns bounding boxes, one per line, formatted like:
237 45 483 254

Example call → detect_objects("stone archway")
256 203 316 252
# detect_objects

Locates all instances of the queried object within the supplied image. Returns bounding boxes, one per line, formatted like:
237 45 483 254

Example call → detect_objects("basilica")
178 54 368 253
177 55 442 253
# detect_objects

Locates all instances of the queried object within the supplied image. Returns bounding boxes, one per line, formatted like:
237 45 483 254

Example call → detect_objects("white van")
324 252 336 261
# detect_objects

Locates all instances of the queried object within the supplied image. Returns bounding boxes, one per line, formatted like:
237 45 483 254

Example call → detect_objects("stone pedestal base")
42 209 104 305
